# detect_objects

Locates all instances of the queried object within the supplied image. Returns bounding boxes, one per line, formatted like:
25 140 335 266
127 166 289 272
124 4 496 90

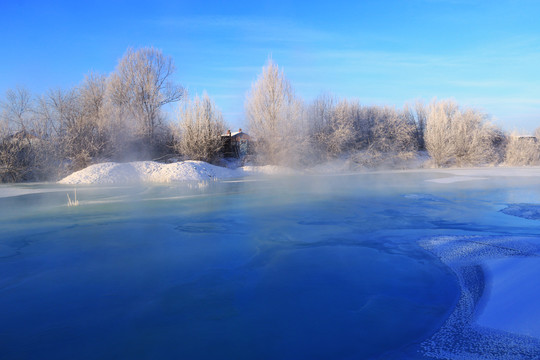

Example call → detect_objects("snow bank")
424 166 540 184
58 161 540 186
437 166 540 178
58 161 298 185
419 235 540 359
58 161 241 185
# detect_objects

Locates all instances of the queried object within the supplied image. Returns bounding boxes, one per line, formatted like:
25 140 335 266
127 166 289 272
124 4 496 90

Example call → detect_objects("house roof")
222 129 249 138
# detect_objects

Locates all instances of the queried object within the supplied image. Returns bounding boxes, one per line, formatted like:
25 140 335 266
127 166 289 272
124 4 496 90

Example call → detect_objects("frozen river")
1 168 540 359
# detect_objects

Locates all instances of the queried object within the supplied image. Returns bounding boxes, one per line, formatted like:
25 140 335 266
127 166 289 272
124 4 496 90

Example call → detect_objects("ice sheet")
420 235 540 359
4 169 540 359
427 176 488 183
477 257 540 338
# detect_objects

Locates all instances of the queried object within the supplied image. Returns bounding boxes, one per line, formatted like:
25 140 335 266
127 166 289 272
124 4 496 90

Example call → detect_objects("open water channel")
1 170 540 359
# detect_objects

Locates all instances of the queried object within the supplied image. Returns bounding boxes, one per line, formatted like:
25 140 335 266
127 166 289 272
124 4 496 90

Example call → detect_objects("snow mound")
58 161 242 185
58 161 299 185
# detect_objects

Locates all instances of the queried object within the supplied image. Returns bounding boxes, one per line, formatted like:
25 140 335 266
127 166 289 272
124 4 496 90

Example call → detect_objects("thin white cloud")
149 15 336 44
152 15 540 131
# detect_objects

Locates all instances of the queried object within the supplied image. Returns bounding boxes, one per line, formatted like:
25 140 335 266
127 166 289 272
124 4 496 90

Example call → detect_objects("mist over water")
1 172 540 359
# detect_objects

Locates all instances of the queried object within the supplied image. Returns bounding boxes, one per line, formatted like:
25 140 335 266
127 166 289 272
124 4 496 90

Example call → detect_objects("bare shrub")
172 94 226 163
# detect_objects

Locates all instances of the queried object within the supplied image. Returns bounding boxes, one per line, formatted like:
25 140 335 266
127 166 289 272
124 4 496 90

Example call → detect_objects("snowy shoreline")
57 160 297 185
57 160 540 185
419 235 540 359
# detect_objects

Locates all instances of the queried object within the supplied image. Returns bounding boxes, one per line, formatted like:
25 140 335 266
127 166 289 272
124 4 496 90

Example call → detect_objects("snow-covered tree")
107 47 184 146
425 100 503 167
504 132 540 166
0 87 37 181
173 93 226 163
306 93 337 161
369 106 418 155
404 100 427 150
245 59 305 165
325 99 357 157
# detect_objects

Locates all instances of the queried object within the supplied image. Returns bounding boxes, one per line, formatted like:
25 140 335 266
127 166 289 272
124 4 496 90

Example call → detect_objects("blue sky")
1 0 540 132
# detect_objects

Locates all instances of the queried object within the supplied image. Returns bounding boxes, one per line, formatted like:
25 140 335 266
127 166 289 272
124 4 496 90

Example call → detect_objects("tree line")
1 49 539 182
245 59 540 169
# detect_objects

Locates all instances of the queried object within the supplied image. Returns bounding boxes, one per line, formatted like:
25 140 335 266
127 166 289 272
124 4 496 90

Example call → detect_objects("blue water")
1 172 540 359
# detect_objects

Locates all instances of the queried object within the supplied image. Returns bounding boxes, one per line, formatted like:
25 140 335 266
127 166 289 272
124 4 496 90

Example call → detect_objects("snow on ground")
419 235 540 359
436 166 540 178
58 161 237 185
423 166 540 184
58 161 298 185
57 161 540 185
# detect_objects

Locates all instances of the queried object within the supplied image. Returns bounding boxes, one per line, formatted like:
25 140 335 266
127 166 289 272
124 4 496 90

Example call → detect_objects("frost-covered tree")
325 99 357 157
79 73 107 131
425 100 503 167
107 47 184 147
44 88 88 171
245 59 305 165
172 93 226 163
369 106 418 155
504 132 540 166
344 105 418 168
67 73 110 168
404 100 427 150
307 93 336 161
0 114 31 182
305 97 419 166
33 80 107 175
2 87 34 132
0 87 38 181
308 93 335 137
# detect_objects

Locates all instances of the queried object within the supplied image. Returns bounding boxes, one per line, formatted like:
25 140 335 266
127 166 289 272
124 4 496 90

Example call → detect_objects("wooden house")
221 129 251 158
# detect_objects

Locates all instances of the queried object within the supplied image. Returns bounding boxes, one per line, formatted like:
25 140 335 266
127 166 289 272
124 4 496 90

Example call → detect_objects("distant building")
221 129 251 158
514 135 538 142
